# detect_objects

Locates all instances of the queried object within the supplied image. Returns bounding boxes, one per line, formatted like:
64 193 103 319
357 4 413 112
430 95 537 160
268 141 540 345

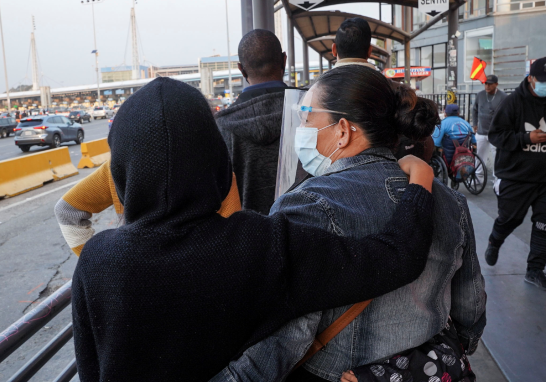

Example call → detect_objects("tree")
9 84 33 93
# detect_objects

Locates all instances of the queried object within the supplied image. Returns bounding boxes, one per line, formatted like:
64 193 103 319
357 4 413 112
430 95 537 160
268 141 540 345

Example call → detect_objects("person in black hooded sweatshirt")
71 77 435 382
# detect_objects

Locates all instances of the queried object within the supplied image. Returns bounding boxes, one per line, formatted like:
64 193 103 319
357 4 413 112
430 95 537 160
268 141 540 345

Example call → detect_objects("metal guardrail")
421 93 477 123
0 280 77 382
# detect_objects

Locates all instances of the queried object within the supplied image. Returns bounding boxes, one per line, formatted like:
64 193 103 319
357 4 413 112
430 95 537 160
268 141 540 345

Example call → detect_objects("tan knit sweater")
55 160 241 255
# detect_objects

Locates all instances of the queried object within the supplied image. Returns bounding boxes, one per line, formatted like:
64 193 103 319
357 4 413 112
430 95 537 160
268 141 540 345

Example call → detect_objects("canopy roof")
293 11 410 45
283 0 459 14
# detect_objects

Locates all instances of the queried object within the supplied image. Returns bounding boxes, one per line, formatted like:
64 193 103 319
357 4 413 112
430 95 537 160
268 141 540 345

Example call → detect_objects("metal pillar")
328 61 332 70
30 17 39 91
447 6 459 90
252 0 274 32
241 0 253 35
319 54 324 75
302 40 309 86
287 15 295 87
131 0 140 80
225 0 233 101
91 3 101 105
0 4 10 111
403 6 412 85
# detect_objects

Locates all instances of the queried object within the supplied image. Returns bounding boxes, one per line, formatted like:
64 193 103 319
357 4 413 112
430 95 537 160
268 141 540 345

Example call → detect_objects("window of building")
421 46 432 67
393 5 403 28
411 48 420 66
464 27 493 82
433 44 446 67
397 51 405 67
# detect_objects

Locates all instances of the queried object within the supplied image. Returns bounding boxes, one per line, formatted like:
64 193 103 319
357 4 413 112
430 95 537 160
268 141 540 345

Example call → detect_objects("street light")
0 2 11 112
225 0 233 104
81 0 105 106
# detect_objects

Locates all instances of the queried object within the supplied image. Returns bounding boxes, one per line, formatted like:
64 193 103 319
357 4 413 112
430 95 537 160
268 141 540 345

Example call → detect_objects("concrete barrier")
0 147 79 198
77 138 110 169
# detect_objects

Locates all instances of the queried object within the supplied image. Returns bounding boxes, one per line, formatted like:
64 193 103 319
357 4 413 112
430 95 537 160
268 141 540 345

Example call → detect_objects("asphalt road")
0 117 111 165
0 149 521 381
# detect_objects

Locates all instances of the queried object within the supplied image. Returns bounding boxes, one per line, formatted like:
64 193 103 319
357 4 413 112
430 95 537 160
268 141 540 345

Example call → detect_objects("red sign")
383 67 432 79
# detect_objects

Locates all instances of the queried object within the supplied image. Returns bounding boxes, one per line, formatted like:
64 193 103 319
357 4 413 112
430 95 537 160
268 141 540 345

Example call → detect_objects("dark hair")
238 29 284 80
334 18 372 59
316 65 440 149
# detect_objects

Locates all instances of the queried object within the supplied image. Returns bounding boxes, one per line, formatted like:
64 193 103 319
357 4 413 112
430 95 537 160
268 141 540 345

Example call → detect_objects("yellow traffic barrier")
0 147 79 198
78 138 110 169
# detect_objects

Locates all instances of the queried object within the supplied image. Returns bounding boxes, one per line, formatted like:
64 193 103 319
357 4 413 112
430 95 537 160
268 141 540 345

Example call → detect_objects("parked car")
108 115 115 130
69 110 92 124
112 104 121 113
92 106 114 119
14 116 84 152
0 117 17 138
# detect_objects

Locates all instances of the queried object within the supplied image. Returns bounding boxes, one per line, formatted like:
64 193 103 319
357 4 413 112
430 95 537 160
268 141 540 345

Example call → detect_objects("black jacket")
489 77 546 183
216 86 292 214
71 78 433 382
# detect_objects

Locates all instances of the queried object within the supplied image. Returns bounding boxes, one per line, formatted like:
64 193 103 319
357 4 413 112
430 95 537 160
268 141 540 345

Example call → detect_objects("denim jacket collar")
323 147 396 176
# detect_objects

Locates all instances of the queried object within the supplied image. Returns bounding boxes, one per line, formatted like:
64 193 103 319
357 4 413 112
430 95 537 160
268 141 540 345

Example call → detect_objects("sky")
0 0 390 91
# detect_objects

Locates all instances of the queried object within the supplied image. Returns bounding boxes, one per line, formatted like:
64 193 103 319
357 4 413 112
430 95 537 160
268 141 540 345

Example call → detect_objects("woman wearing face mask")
213 66 485 382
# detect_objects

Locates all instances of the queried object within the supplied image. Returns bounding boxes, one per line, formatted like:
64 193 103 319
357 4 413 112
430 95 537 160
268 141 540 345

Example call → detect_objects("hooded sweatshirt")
71 78 434 382
216 87 289 214
489 77 546 183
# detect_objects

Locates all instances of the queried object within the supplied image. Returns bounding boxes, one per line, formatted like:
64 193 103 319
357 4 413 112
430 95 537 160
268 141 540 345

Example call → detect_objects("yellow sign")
447 90 457 105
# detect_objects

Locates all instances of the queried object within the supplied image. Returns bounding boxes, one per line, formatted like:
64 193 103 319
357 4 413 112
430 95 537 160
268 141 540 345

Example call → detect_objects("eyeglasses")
293 104 348 122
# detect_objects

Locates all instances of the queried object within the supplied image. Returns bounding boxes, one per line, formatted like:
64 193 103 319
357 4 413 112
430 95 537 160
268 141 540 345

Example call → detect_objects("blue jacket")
433 116 476 164
212 147 486 382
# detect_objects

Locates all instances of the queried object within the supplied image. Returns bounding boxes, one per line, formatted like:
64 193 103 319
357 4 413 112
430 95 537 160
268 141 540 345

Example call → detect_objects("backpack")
450 135 475 181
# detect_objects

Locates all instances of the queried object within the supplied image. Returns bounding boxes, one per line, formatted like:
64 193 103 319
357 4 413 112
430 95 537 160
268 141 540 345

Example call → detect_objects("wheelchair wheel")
463 154 487 195
430 155 448 186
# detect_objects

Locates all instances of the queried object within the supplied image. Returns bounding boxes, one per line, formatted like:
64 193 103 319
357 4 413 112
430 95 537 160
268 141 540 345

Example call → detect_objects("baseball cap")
445 104 459 116
530 57 546 82
485 75 498 84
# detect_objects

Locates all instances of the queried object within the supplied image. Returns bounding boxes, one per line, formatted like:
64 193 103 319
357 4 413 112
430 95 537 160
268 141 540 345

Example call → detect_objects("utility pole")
30 16 39 91
131 0 140 80
225 0 233 103
82 0 104 106
0 3 11 111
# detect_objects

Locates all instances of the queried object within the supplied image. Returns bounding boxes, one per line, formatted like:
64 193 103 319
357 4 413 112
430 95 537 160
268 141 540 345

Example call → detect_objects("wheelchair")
430 147 487 195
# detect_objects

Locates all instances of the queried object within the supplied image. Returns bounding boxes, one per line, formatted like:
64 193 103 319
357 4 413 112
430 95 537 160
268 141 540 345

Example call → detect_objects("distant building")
101 65 149 83
150 64 199 78
199 55 239 72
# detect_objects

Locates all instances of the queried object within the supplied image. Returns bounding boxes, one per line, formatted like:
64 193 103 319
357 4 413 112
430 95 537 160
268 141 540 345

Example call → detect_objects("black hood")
516 77 546 104
215 91 285 146
108 78 232 228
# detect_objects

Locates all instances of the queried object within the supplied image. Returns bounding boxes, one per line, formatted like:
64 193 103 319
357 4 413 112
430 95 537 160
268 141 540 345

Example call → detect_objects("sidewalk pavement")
461 186 546 381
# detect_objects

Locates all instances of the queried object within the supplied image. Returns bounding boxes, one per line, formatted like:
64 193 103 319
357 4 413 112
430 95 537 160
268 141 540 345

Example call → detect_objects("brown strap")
293 299 372 370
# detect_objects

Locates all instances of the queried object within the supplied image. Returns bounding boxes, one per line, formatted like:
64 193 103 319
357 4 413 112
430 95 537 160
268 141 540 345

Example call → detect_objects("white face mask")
294 122 340 177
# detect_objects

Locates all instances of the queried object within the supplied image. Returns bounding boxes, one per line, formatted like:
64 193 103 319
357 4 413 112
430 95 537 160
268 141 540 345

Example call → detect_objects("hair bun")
396 97 440 140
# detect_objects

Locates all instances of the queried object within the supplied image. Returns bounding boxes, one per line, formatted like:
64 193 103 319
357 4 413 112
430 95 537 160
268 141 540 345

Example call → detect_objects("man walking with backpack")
485 57 546 290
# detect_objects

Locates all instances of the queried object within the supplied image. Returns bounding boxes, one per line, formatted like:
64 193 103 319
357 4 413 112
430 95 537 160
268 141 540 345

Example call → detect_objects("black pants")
490 179 546 271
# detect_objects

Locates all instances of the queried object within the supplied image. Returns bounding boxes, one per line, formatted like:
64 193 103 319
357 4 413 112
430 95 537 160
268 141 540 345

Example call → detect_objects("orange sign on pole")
470 57 488 84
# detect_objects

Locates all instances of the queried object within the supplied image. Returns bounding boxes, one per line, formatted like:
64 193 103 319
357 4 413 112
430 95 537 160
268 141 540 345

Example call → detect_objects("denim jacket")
211 147 486 382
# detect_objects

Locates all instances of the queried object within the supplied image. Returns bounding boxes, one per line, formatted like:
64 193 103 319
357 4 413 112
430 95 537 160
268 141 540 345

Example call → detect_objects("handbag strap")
293 299 372 370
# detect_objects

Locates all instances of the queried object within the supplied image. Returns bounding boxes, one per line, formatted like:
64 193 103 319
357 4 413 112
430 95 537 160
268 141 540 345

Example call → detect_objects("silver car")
92 106 114 119
14 116 84 152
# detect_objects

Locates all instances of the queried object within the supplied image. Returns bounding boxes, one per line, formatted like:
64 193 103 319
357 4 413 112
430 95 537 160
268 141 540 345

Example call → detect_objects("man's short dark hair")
335 18 372 59
238 29 284 80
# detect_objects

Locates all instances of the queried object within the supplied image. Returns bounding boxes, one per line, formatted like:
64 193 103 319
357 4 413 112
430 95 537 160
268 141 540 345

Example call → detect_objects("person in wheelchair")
432 104 477 182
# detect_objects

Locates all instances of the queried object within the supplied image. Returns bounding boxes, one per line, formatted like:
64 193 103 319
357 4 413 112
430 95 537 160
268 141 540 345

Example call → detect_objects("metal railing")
422 93 478 123
0 281 77 382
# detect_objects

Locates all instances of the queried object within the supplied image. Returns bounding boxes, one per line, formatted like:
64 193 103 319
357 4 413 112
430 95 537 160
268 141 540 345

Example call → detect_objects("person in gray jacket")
472 75 507 182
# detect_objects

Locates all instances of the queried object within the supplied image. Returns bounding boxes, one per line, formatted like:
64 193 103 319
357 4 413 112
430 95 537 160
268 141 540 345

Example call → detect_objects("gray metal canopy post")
241 0 253 34
302 40 309 86
319 54 324 75
252 0 275 32
447 6 459 90
287 15 296 86
404 6 412 85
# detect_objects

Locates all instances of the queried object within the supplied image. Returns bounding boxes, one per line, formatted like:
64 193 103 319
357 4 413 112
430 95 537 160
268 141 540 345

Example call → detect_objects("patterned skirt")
351 319 476 382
